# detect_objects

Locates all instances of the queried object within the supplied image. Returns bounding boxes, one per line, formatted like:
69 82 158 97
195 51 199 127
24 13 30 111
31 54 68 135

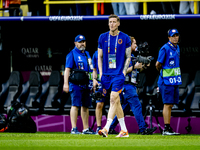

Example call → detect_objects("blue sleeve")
65 52 74 68
98 34 102 49
126 34 131 48
157 48 166 64
92 52 97 69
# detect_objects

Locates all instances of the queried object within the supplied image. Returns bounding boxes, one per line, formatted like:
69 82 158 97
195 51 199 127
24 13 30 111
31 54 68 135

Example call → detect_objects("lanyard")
168 41 180 57
108 31 120 54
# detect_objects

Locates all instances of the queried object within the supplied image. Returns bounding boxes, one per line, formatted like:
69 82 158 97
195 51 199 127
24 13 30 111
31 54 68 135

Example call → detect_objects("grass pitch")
0 132 200 150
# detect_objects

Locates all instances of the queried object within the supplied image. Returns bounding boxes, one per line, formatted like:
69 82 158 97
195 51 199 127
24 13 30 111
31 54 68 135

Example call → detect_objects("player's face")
168 34 179 45
108 18 120 32
75 41 86 50
131 39 137 52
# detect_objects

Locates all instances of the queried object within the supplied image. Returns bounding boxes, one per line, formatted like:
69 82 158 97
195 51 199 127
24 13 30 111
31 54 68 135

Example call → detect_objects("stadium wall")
0 15 200 133
0 15 200 83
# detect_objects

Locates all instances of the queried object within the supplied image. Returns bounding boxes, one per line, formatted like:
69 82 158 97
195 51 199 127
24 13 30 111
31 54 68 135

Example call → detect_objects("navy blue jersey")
98 31 131 75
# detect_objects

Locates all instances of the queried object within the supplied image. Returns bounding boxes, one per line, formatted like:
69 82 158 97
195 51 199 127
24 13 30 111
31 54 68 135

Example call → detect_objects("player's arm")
123 46 131 76
98 48 103 78
63 68 71 93
155 61 162 72
93 68 99 92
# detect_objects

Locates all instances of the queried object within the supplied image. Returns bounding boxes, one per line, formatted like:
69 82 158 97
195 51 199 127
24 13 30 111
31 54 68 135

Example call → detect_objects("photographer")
63 35 94 134
109 36 157 135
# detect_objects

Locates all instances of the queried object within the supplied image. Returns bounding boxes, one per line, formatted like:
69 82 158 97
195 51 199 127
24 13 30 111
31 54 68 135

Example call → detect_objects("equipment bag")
6 101 37 133
69 51 90 85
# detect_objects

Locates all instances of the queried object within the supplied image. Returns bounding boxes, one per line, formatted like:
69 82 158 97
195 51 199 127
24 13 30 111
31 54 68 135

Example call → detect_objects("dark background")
0 18 200 84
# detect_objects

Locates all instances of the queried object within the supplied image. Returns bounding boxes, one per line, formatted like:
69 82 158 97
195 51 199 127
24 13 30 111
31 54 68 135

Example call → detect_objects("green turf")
0 132 200 150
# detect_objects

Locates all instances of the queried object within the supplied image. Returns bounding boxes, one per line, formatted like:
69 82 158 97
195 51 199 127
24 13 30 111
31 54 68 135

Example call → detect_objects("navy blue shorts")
101 74 125 95
158 83 179 104
70 85 91 107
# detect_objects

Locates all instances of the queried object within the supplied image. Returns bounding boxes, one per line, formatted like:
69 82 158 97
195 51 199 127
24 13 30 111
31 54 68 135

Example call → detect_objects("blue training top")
92 50 99 74
157 41 182 86
98 31 131 75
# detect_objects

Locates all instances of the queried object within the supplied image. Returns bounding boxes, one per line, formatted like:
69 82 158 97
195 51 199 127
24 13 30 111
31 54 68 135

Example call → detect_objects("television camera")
132 41 154 68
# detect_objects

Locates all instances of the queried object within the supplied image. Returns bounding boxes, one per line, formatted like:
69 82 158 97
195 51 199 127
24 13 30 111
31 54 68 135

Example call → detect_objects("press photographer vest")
161 42 182 86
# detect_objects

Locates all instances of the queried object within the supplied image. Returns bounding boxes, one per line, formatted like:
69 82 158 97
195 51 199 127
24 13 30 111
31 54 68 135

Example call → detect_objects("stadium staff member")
63 34 94 134
98 14 131 138
109 36 157 135
156 29 182 135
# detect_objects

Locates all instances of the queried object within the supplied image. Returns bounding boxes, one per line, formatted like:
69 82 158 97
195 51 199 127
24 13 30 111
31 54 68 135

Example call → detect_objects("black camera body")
92 86 104 101
132 41 154 67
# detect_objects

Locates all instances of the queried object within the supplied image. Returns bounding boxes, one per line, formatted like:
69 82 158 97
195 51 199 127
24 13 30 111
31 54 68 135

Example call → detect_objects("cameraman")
109 36 157 135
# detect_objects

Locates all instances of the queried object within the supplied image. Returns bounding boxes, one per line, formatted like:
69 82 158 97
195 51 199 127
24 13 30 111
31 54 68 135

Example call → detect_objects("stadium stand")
17 71 43 116
43 70 64 115
0 71 23 113
190 70 200 116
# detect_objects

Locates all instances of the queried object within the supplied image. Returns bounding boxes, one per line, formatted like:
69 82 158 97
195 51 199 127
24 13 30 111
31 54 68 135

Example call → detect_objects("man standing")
156 29 182 135
98 14 131 138
63 35 94 134
109 36 157 135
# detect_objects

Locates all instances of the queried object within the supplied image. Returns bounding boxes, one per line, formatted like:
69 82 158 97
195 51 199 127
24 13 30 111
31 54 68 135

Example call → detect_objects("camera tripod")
143 93 163 134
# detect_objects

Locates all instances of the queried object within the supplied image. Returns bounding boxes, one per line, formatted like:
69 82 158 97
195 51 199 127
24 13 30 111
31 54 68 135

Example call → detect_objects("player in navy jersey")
156 29 182 135
63 35 94 135
98 14 131 138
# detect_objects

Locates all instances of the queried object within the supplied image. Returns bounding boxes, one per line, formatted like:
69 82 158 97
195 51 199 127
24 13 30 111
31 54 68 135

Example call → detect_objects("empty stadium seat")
42 71 63 114
177 73 190 110
17 71 43 115
0 71 23 113
190 70 200 110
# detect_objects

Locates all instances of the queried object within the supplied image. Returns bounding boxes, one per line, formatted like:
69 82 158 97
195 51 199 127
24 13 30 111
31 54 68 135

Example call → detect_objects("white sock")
118 117 127 132
104 118 113 131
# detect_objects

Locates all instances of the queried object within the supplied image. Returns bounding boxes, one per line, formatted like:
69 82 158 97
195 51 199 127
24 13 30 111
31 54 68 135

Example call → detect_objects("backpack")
6 101 37 133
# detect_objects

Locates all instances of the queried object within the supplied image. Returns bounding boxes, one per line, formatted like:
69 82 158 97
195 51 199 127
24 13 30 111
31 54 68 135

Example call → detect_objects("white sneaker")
162 128 180 136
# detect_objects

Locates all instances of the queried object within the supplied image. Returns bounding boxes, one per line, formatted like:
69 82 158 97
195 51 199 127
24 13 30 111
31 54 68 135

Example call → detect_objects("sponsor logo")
35 65 52 76
49 16 83 21
118 39 123 44
140 15 175 20
21 47 39 58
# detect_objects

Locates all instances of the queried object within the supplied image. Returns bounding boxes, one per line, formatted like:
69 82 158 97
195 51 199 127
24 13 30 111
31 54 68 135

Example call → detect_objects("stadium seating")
0 71 23 113
42 71 64 115
190 70 200 115
17 71 43 116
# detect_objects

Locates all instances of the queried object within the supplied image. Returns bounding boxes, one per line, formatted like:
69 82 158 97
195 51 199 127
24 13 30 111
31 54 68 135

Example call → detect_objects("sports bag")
69 51 90 85
69 69 89 85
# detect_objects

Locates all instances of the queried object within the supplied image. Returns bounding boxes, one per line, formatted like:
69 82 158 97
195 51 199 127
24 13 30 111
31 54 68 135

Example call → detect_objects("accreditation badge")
108 54 116 69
